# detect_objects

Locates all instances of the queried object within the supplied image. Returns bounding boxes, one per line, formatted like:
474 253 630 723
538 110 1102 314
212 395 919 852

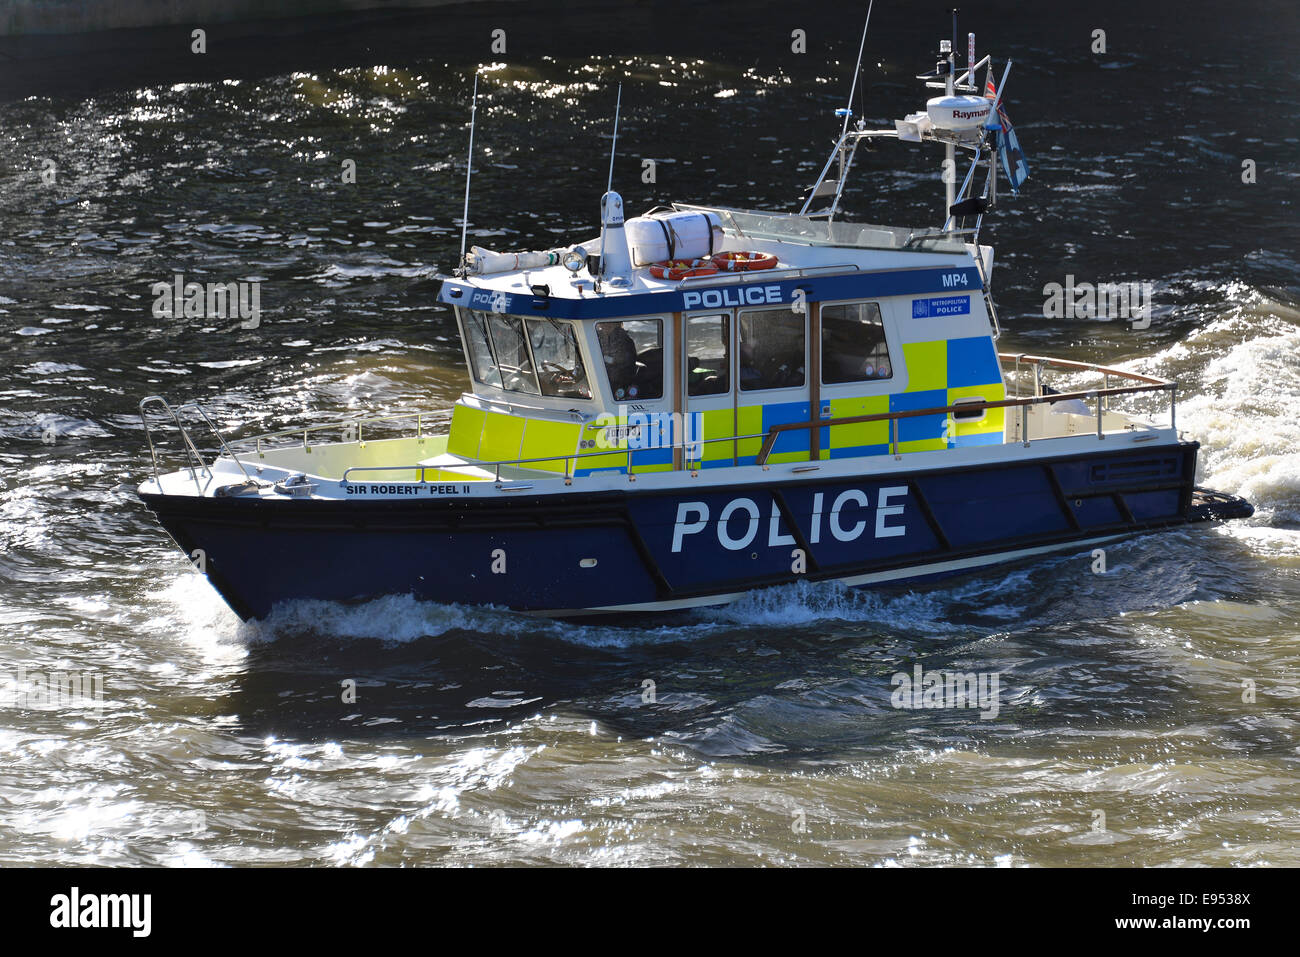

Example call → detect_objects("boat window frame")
595 315 668 404
817 296 904 396
457 307 594 401
735 304 808 394
526 314 593 400
684 311 733 399
459 307 504 389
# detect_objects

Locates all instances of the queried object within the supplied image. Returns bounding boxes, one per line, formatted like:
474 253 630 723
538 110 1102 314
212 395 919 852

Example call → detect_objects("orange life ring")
710 251 778 272
649 258 719 280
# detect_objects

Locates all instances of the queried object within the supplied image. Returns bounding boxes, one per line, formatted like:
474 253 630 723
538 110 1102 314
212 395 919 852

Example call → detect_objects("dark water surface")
1 0 1298 865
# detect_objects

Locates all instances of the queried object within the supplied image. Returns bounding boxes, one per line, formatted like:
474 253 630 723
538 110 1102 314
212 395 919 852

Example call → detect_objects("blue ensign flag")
984 68 1030 194
996 103 1031 194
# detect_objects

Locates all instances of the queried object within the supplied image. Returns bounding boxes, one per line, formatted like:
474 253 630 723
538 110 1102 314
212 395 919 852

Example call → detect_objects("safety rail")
139 395 252 493
754 380 1174 466
340 430 774 485
227 407 439 457
340 371 1175 487
903 228 977 248
675 262 861 289
1000 352 1169 389
1000 352 1174 423
673 202 972 253
146 355 1178 493
224 402 591 458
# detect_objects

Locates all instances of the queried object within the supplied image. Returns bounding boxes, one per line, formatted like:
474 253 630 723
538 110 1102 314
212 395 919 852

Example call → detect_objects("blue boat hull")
138 441 1248 620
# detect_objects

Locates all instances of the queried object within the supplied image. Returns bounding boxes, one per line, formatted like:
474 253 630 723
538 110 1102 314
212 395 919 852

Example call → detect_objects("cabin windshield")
461 310 591 399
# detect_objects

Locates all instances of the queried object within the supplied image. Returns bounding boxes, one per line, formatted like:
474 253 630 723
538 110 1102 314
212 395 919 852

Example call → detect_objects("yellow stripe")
447 403 485 460
520 418 581 474
478 411 525 465
902 341 947 392
735 405 763 459
826 395 890 449
697 408 736 463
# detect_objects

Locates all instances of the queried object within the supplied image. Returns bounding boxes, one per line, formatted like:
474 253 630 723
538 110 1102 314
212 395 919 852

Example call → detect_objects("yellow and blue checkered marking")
447 334 1005 475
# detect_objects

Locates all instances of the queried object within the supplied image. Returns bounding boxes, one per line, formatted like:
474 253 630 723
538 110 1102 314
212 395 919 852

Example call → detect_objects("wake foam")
1146 288 1300 521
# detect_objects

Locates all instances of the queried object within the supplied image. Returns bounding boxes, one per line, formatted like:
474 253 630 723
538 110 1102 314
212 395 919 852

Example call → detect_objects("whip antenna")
841 0 874 138
598 82 623 281
457 69 479 277
607 81 622 193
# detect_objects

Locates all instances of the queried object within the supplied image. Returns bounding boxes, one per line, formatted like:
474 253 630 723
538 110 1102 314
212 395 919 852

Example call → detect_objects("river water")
1 0 1298 866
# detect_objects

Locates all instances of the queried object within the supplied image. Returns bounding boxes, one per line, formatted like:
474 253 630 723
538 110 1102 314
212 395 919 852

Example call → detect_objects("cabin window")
596 319 663 401
483 313 540 394
821 301 892 383
527 318 591 399
739 308 805 391
462 310 503 388
463 310 592 399
686 314 730 396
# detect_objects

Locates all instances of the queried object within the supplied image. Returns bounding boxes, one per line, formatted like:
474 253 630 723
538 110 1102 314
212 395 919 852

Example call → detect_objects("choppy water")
1 1 1298 866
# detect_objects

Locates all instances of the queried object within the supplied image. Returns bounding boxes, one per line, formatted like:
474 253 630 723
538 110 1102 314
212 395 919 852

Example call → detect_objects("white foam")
1136 288 1300 521
699 578 961 630
234 592 697 648
188 567 1039 648
141 570 247 663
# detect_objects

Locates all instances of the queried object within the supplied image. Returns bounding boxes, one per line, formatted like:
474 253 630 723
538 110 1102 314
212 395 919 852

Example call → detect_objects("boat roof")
437 204 984 321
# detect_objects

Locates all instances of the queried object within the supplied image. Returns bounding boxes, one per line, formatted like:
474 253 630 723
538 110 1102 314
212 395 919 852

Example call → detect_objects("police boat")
137 32 1253 621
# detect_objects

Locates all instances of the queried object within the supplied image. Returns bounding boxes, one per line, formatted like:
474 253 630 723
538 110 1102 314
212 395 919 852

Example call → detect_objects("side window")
486 313 540 395
596 319 663 401
463 310 503 388
686 314 730 396
739 308 805 391
821 301 892 383
527 319 591 399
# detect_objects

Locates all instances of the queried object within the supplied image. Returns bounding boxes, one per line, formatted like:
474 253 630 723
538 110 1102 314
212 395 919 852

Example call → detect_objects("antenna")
457 69 479 277
607 81 622 194
598 82 622 282
951 8 958 69
944 10 958 228
840 0 873 139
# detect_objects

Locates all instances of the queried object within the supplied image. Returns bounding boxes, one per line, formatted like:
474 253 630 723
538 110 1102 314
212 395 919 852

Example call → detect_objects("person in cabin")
597 322 638 400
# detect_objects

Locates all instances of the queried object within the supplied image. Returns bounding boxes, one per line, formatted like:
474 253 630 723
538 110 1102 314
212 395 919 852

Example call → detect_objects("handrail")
232 400 592 456
754 381 1174 465
674 262 861 288
340 430 773 484
139 396 253 491
158 351 1179 492
139 395 210 494
338 374 1177 486
998 352 1170 387
230 407 440 454
183 401 254 483
904 228 977 247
